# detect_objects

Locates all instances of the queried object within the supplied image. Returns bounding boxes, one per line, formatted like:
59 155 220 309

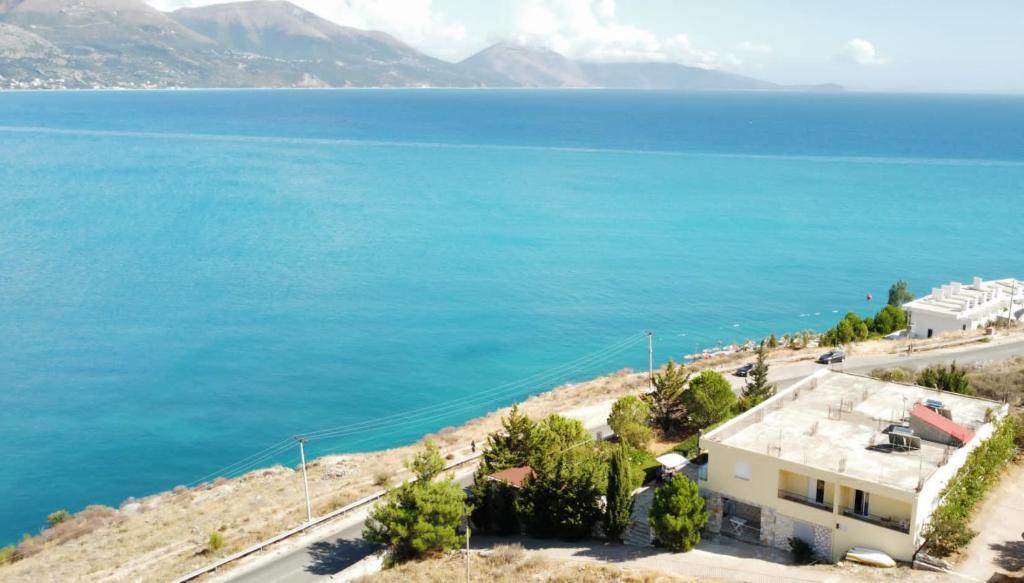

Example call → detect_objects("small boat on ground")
845 547 896 568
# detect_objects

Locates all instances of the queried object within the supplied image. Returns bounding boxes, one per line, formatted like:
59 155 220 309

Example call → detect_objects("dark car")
734 363 755 377
817 349 845 364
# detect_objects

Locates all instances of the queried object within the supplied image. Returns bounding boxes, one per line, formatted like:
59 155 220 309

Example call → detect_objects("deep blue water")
1 90 1023 543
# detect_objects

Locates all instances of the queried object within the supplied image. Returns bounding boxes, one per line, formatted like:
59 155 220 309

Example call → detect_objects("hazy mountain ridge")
459 41 589 88
0 0 840 90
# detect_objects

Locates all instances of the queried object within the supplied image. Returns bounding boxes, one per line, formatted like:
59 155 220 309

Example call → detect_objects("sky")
147 0 1024 93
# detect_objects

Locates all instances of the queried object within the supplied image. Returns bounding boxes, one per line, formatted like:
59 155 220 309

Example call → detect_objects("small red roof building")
486 466 535 489
910 403 975 445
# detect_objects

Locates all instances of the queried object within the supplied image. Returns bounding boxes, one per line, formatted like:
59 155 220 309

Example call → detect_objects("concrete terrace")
904 277 1022 318
704 371 1000 492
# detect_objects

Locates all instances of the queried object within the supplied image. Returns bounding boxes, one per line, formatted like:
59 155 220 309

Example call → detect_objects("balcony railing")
840 507 910 533
777 489 832 512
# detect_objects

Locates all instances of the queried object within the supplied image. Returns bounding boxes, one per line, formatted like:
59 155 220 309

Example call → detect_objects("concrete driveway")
958 463 1024 582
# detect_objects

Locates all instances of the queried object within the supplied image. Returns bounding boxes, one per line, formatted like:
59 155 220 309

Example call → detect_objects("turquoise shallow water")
1 90 1023 542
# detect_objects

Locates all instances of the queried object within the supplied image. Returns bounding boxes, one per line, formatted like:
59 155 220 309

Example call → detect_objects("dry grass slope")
358 544 696 583
0 369 647 582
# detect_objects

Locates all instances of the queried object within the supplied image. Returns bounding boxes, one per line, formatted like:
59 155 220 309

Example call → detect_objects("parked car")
734 363 755 377
817 349 845 364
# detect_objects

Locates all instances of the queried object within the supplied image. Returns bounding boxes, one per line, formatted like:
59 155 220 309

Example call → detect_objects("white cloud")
737 41 772 54
841 37 888 65
147 0 467 60
296 0 466 58
506 0 720 67
147 0 724 67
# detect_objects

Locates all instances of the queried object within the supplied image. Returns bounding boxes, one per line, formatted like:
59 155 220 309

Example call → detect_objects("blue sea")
1 90 1023 543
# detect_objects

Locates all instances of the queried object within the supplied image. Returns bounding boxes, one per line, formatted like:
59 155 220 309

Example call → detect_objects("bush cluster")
923 415 1018 556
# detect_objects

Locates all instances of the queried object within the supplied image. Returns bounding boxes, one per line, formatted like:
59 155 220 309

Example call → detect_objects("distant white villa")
904 276 1023 339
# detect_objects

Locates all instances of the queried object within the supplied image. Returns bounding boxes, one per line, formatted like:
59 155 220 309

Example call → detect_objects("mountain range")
0 0 842 91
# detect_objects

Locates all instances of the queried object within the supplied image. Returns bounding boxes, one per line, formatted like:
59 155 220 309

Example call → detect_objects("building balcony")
777 489 833 512
840 507 910 533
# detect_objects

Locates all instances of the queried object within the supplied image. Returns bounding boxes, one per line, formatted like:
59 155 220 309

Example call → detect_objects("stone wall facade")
705 492 723 534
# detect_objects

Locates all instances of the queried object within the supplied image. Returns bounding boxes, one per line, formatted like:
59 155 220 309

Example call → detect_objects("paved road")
224 423 612 583
223 337 1024 582
725 335 1024 393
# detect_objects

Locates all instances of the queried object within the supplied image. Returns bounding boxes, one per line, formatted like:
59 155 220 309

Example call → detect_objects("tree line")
364 346 786 565
821 280 912 346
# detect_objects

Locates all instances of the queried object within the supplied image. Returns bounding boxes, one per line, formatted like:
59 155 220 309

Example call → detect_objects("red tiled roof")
487 466 535 488
911 404 975 444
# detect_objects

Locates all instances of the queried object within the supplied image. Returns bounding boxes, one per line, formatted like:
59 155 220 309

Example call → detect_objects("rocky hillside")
459 41 589 88
0 0 838 90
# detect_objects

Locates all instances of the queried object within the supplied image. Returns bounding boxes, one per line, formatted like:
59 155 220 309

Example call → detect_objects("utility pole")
907 311 914 356
1008 280 1017 323
296 436 312 523
465 524 471 583
645 331 654 391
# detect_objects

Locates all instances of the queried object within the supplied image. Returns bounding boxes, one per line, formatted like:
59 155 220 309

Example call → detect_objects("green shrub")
0 544 14 564
648 475 707 552
682 370 736 430
207 532 224 553
608 396 651 446
789 537 815 564
917 363 974 395
923 415 1018 556
46 510 70 527
869 367 914 383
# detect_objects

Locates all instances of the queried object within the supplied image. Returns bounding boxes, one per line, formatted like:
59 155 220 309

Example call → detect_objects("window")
735 461 750 480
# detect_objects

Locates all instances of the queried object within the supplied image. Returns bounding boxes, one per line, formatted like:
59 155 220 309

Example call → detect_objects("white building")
904 277 1023 339
698 370 1008 562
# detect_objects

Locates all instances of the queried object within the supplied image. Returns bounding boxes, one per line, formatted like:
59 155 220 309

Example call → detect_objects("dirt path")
957 463 1024 581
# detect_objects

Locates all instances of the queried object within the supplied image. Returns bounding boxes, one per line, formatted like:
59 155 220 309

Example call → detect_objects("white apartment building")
904 277 1023 339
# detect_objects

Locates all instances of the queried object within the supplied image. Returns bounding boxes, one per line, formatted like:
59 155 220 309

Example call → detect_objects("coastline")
2 328 1016 581
0 365 651 582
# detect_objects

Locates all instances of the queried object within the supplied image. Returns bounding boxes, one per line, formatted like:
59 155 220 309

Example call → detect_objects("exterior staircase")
623 486 655 547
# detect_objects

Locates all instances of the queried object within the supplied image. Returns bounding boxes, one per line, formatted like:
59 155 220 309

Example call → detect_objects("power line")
301 333 644 441
186 333 646 484
302 335 644 443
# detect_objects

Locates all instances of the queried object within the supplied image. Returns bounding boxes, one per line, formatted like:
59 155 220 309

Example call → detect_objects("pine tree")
481 405 537 473
648 474 708 552
740 341 776 410
604 444 641 541
888 279 914 307
471 406 537 534
517 415 605 540
364 440 467 562
644 359 690 435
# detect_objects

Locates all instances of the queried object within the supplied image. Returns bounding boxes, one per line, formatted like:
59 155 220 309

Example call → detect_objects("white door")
807 477 817 502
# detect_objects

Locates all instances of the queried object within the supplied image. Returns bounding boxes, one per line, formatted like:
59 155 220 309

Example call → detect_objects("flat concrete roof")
705 371 1000 493
904 277 1021 318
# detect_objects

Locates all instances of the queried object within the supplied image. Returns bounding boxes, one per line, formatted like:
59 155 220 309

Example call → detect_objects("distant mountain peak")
460 41 590 88
0 0 840 91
